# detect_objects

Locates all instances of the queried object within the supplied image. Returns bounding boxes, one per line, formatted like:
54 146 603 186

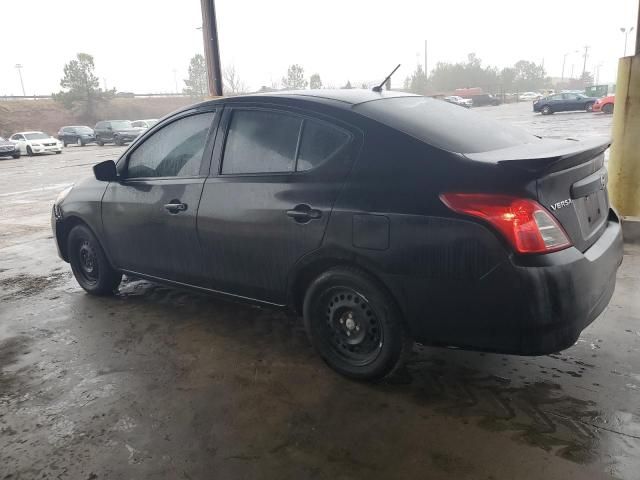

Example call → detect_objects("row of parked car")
533 93 615 115
58 119 158 146
0 118 158 159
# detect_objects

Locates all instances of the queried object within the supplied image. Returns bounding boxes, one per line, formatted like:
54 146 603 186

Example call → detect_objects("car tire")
55 151 62 154
62 140 67 147
76 138 83 147
68 224 122 295
303 266 411 380
114 136 123 146
26 146 33 156
585 102 594 112
541 105 553 115
603 103 614 114
97 139 104 146
12 153 20 159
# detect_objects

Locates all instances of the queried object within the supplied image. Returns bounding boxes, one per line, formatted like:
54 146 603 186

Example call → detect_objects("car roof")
15 131 46 135
197 89 417 110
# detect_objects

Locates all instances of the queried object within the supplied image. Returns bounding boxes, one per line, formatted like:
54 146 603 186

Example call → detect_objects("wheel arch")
57 215 115 268
287 249 407 322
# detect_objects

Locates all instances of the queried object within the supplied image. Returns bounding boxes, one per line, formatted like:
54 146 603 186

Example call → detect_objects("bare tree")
223 64 247 96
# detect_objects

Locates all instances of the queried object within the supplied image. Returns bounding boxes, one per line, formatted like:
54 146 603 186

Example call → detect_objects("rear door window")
221 110 302 174
126 112 215 179
297 120 350 171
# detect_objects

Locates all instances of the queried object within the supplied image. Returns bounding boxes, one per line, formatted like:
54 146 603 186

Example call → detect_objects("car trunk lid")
464 137 610 252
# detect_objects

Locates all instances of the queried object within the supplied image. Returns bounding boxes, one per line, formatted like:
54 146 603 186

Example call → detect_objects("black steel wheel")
68 224 122 295
303 267 410 380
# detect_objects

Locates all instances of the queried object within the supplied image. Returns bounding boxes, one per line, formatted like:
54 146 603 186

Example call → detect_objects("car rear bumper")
403 210 623 355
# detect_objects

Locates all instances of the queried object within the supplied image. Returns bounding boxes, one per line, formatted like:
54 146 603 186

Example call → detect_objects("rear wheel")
585 102 594 112
76 137 83 146
68 224 122 295
603 103 614 114
303 267 411 380
12 153 20 159
541 105 553 115
26 146 33 156
97 138 104 146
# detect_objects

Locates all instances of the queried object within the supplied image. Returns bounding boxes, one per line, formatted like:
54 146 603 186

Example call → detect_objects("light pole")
14 64 25 96
561 50 578 83
620 26 635 56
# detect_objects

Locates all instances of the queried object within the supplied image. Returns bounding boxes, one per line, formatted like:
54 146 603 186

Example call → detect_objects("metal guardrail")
0 93 191 101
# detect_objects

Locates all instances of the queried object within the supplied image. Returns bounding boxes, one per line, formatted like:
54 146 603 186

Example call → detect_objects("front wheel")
303 267 411 380
97 139 104 146
603 103 614 114
541 105 553 115
76 137 83 146
114 136 123 146
26 146 33 156
68 224 122 295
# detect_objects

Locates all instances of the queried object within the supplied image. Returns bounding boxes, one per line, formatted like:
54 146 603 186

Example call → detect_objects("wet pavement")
1 104 639 479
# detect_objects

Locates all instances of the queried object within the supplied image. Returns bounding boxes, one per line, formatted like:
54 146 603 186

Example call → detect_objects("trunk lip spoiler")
461 137 611 173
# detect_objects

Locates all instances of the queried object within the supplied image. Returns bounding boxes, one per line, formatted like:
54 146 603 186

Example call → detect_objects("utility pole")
14 64 25 96
424 40 428 79
200 0 223 96
581 46 590 79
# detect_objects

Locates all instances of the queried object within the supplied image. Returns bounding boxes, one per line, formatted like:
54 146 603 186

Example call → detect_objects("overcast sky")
1 0 637 95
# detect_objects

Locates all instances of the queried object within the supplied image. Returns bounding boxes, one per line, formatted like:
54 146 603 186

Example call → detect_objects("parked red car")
592 95 614 114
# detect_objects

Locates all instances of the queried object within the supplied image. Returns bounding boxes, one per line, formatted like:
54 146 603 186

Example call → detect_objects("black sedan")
51 90 623 380
58 126 97 146
533 93 598 114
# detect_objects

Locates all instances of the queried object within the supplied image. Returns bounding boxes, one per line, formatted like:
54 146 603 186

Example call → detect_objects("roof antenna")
372 64 401 92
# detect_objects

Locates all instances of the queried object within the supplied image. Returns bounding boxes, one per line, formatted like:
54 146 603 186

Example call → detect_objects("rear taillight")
440 193 572 254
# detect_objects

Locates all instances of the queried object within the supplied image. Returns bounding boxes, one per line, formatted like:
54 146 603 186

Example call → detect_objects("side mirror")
93 160 118 182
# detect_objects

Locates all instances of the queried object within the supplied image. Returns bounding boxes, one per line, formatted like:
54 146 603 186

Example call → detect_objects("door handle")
286 205 322 223
164 202 187 213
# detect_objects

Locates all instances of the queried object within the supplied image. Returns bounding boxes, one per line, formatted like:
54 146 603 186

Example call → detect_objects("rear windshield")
354 96 537 154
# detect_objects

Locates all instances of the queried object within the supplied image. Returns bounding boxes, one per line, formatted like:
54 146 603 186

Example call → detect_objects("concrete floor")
1 103 639 479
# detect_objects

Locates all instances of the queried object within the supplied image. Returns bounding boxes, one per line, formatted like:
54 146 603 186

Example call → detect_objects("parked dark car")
533 93 598 114
468 93 501 106
52 90 623 380
94 120 144 146
58 126 97 146
0 136 21 159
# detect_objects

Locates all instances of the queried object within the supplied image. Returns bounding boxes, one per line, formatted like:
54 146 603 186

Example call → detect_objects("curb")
622 216 640 245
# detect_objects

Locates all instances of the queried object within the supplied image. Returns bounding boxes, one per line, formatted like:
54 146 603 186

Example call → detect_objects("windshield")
75 126 93 133
24 132 50 140
111 121 132 129
355 96 537 154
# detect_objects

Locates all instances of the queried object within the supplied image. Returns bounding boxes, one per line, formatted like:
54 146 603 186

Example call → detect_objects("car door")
10 134 26 154
101 109 219 285
197 105 359 303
